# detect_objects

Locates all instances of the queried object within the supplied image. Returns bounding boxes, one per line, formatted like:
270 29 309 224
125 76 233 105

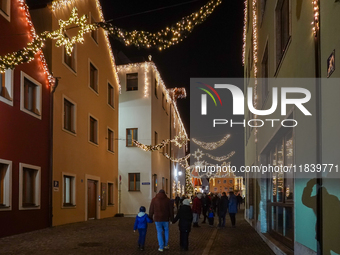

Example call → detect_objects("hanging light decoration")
191 134 231 150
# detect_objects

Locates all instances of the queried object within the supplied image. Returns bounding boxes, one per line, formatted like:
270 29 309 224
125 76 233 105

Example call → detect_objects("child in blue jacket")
133 206 153 251
208 206 215 227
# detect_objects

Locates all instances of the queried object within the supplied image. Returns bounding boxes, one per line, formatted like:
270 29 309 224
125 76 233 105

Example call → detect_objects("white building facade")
118 61 187 215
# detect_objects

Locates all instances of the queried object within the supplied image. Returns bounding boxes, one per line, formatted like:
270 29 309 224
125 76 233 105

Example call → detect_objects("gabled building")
0 0 52 237
117 60 187 215
29 0 120 225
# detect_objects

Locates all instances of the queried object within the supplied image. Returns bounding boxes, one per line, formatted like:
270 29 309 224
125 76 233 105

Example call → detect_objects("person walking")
133 206 153 251
172 199 193 251
217 192 229 228
207 206 215 227
236 193 243 210
149 189 174 252
228 191 238 227
192 193 202 227
175 194 180 211
201 193 211 224
212 193 218 213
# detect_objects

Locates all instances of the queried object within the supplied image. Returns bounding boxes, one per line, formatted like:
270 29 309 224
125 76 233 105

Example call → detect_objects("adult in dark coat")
217 192 229 228
175 194 180 211
173 199 193 251
192 193 202 227
149 189 174 251
201 193 211 223
236 193 243 209
228 191 238 227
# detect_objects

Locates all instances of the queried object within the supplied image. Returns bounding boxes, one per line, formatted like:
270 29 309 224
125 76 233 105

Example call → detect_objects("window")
89 62 98 93
0 0 10 21
108 182 114 205
129 173 140 191
154 79 158 98
229 180 233 184
19 163 40 210
108 128 114 152
223 180 226 184
90 14 98 43
63 174 76 207
266 129 294 248
126 128 137 147
229 187 233 191
63 96 76 134
0 159 11 210
126 73 138 91
154 131 158 145
20 72 42 119
89 115 98 145
153 174 157 193
261 43 269 106
0 69 13 105
63 36 76 72
108 83 114 108
217 180 220 184
276 0 291 67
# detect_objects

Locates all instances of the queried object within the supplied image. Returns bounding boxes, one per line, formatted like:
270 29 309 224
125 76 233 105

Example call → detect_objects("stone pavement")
0 209 274 255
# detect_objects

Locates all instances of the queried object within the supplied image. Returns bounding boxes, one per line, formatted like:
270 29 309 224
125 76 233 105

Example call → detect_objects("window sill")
128 190 141 192
107 204 114 207
20 205 40 210
89 86 99 96
62 62 77 76
62 128 77 137
108 103 115 110
89 140 99 147
107 149 115 155
62 204 76 209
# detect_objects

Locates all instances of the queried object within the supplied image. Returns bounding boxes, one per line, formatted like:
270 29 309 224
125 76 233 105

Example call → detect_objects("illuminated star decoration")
193 149 205 161
172 132 190 148
47 8 97 55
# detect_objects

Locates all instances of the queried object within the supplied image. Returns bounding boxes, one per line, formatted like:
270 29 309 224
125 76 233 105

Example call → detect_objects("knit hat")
159 189 165 193
139 206 146 212
183 199 191 206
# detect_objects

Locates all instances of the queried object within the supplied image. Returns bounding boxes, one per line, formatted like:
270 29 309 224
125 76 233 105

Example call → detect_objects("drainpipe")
49 76 59 227
314 1 322 254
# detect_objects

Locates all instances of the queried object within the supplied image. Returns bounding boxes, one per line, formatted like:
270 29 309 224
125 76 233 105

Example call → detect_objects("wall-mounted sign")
53 180 59 191
327 50 335 78
142 182 150 185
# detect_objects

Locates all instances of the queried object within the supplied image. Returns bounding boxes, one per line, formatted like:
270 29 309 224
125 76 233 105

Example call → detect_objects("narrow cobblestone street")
0 209 274 255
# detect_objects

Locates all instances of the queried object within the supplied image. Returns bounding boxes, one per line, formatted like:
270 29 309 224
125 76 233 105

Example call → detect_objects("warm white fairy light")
164 153 191 163
117 61 188 140
312 0 319 36
205 151 235 162
144 62 149 97
191 134 231 150
242 0 248 66
193 149 205 161
252 0 258 143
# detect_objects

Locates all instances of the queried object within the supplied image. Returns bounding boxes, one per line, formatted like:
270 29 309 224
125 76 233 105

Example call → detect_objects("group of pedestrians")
133 189 243 252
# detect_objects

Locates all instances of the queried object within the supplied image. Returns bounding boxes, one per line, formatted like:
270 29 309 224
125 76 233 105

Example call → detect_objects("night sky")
26 0 245 167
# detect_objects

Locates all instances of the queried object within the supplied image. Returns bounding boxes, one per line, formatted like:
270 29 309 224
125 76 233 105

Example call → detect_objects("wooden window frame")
108 82 114 109
19 163 41 210
126 128 138 147
107 182 114 205
89 115 99 145
63 174 76 207
107 128 114 153
89 62 99 93
128 173 140 191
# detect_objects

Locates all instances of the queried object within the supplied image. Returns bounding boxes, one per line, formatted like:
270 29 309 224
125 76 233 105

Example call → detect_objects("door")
87 180 97 220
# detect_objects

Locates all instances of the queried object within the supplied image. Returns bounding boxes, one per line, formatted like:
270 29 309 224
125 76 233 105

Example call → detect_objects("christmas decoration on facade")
191 134 231 150
185 168 194 195
312 0 319 36
1 0 222 72
205 151 235 162
193 149 205 161
163 153 191 163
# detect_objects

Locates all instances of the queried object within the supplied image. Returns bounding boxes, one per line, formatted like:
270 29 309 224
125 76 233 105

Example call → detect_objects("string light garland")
134 139 170 152
312 0 319 36
242 0 248 66
164 153 191 163
205 151 235 162
1 1 53 85
191 134 231 150
117 61 188 138
252 0 259 143
98 0 222 50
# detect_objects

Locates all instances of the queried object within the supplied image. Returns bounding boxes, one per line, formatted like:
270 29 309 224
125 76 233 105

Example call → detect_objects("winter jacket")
228 194 238 214
192 197 202 214
133 212 153 230
218 195 229 215
173 205 193 232
201 196 211 209
208 208 215 218
149 192 174 222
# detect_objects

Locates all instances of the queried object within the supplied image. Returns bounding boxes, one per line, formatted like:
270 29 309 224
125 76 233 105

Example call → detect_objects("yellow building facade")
30 0 120 225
